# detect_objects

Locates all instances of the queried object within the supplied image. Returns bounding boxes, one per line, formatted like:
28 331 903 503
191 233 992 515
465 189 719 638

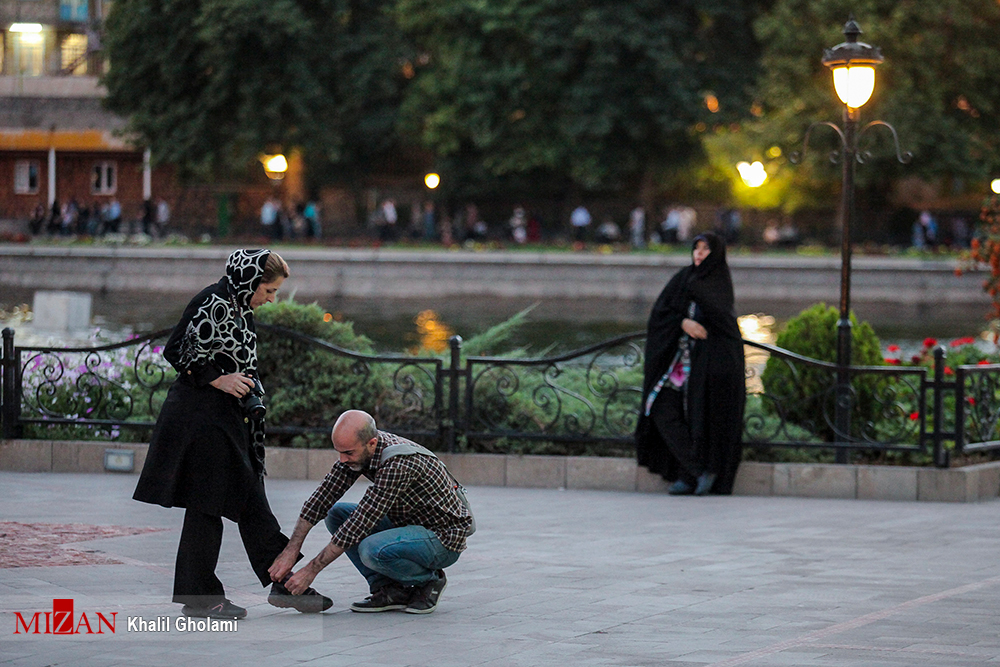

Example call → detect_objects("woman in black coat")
134 249 330 619
635 232 745 495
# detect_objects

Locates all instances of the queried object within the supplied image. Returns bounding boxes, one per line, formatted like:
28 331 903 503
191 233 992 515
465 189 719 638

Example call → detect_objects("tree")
102 0 412 181
394 0 766 195
748 0 1000 195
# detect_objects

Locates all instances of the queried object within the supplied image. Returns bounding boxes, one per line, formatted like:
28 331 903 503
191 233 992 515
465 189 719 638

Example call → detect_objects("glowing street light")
991 179 1000 195
261 154 287 180
424 173 440 189
791 16 911 461
737 161 767 188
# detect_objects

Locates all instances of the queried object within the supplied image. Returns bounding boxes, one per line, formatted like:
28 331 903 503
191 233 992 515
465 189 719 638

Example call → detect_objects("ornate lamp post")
794 17 911 458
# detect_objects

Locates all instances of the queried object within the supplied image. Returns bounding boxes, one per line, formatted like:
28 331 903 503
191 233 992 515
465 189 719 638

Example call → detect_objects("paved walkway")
1 471 998 667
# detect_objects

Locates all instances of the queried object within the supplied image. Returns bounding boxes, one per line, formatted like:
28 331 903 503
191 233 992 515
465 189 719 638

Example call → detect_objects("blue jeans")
325 503 460 593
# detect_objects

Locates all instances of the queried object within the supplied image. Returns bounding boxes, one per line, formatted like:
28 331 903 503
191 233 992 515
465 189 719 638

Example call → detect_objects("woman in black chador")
635 232 745 495
134 249 331 619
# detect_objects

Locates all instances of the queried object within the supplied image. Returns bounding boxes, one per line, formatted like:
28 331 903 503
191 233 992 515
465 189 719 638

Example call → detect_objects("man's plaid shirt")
299 431 472 552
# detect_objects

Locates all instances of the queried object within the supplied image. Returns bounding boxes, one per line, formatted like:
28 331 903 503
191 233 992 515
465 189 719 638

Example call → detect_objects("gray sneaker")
404 570 447 614
350 583 412 613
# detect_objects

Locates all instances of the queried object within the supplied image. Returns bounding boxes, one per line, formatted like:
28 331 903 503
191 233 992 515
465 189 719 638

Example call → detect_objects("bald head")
331 410 378 471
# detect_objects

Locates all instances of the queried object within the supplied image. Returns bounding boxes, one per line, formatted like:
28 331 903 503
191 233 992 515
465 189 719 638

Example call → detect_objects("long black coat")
134 250 271 521
635 233 745 494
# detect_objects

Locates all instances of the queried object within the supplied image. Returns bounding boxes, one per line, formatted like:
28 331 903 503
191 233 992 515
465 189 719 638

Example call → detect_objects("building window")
14 161 40 195
11 30 45 77
60 0 89 22
61 34 88 75
92 162 117 195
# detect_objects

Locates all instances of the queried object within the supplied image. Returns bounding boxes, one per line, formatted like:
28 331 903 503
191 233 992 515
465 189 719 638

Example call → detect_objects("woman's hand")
210 372 255 398
682 318 708 340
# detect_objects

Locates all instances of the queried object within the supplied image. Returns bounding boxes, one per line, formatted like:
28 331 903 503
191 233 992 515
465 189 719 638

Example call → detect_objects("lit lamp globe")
262 154 288 180
991 178 1000 195
737 161 767 188
424 173 441 189
822 17 883 109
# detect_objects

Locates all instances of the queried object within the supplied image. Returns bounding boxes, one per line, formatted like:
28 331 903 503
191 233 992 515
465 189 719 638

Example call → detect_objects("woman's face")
250 277 285 310
692 240 711 267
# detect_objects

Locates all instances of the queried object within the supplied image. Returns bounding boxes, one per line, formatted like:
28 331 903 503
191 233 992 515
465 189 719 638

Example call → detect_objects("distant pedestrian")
155 198 171 238
570 205 591 244
629 206 646 249
260 197 280 241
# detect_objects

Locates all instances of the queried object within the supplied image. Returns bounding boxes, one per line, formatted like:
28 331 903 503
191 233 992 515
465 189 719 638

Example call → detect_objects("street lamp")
792 17 911 458
737 161 767 188
261 154 288 180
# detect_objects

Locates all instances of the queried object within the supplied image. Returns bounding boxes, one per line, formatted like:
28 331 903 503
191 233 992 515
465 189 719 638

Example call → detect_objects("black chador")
635 232 745 494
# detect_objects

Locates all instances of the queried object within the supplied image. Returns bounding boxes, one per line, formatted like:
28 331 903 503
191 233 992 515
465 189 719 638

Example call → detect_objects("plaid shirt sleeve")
299 464 361 526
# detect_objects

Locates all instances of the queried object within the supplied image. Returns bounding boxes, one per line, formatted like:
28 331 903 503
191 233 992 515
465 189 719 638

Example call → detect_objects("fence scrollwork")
0 325 994 465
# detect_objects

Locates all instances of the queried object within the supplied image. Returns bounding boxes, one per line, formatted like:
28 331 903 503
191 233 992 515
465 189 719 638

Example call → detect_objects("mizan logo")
14 599 116 635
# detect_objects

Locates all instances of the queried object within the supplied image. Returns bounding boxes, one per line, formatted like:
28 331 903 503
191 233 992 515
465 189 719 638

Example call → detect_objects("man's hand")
284 563 321 595
268 546 299 583
682 318 708 340
210 372 255 398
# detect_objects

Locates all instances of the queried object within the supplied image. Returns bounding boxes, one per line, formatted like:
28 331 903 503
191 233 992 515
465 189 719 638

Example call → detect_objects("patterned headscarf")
226 249 270 311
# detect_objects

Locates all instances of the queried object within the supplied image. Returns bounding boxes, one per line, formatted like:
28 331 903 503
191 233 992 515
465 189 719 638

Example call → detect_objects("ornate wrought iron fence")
955 362 1000 455
0 325 989 467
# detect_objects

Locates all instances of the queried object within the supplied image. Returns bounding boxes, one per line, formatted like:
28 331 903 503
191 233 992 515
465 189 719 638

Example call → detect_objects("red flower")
887 344 900 353
909 412 919 421
923 337 938 348
979 359 992 365
967 397 977 406
884 358 899 365
912 355 923 364
950 337 976 347
944 367 954 376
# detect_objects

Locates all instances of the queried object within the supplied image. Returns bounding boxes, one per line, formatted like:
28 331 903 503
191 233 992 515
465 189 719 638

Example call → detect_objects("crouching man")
268 410 473 614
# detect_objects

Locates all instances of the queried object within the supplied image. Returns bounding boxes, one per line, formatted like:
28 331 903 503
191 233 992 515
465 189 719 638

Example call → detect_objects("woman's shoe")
694 472 717 496
668 480 694 495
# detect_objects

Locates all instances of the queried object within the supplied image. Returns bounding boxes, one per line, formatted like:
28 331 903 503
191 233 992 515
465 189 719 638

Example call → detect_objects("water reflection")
738 314 776 393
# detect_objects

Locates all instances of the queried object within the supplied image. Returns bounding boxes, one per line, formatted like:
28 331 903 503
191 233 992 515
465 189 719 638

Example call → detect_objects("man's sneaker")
182 599 247 620
405 570 447 614
268 581 333 613
350 583 412 613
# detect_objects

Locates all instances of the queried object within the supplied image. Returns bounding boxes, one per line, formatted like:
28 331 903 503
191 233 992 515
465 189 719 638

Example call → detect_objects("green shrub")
255 300 395 448
760 303 884 442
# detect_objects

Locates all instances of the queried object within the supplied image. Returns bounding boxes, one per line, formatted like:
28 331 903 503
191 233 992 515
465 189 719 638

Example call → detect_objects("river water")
1 287 992 355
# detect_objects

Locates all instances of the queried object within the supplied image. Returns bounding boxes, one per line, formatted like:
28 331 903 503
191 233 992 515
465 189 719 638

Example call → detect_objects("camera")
242 376 266 419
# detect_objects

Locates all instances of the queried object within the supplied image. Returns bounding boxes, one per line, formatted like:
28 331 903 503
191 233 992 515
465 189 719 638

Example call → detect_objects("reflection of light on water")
410 310 454 354
738 313 775 393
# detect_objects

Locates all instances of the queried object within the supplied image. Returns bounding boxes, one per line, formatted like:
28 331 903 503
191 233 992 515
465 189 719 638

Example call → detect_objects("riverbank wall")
0 244 990 327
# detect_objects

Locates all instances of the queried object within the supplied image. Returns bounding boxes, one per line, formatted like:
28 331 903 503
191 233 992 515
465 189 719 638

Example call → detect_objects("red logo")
14 599 116 635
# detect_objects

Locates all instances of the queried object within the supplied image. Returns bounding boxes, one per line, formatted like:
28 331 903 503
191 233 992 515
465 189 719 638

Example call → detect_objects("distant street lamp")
737 161 767 188
991 178 1000 195
261 154 288 180
792 17 911 459
424 173 441 189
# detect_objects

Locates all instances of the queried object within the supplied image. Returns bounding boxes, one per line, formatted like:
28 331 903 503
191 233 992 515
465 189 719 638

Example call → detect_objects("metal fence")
3 325 999 466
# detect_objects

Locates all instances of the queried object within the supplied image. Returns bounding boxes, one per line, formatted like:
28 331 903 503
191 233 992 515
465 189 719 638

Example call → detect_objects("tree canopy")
710 0 1000 210
102 0 1000 205
103 0 764 192
102 0 411 180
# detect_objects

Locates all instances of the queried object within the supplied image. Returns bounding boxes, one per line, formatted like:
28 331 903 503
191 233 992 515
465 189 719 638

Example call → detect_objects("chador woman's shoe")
668 479 694 495
695 472 717 496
